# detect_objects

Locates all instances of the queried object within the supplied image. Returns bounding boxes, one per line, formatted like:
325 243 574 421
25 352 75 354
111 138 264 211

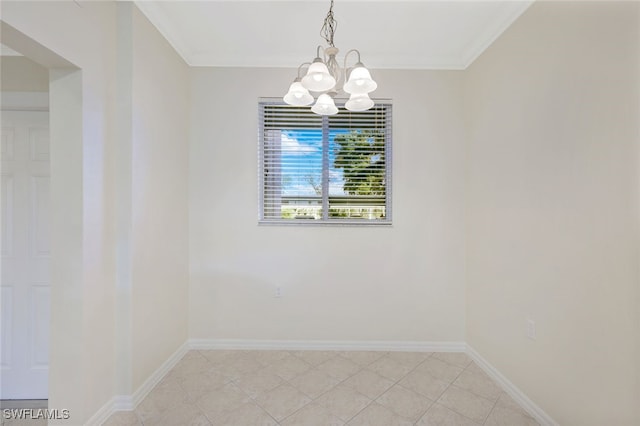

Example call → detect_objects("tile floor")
102 350 539 426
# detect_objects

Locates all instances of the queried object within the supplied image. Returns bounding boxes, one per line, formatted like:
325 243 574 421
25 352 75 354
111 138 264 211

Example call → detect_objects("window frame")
258 98 393 226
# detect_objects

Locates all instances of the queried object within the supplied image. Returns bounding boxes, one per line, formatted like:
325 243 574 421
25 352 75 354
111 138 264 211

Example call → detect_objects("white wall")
1 1 190 422
130 5 190 390
465 2 639 425
189 67 467 343
2 1 118 421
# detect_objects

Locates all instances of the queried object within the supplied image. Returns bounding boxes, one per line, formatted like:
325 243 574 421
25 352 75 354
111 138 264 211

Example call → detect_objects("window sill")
258 219 392 227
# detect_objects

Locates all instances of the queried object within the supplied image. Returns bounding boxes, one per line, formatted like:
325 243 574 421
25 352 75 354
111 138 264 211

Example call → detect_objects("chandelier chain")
320 0 337 47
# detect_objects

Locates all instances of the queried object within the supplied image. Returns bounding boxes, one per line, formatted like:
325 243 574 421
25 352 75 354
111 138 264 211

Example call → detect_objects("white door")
1 110 50 399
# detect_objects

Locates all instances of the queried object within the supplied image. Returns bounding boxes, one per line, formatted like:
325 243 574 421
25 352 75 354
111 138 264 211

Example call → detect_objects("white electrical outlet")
526 319 536 340
275 286 282 298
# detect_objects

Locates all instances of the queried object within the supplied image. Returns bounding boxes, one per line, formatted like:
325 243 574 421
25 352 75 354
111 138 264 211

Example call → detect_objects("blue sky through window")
281 129 351 197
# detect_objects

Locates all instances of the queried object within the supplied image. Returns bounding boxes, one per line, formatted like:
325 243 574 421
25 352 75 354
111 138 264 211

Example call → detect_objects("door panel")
30 176 50 259
1 175 14 257
30 285 50 368
1 110 50 399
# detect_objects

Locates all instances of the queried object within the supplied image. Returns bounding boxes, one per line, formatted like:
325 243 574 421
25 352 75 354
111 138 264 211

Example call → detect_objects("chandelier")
283 0 378 115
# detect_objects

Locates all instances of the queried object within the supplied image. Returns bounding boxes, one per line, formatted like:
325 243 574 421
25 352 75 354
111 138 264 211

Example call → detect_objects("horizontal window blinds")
259 101 392 224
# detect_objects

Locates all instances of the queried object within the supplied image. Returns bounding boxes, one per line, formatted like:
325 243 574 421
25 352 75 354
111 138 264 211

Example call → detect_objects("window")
259 100 392 224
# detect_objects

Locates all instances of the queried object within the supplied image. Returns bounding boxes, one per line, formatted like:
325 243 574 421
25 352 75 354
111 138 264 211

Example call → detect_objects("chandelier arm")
343 49 362 74
297 62 312 78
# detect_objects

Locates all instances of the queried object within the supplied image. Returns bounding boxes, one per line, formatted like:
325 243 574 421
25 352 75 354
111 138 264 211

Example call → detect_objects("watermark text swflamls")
2 408 70 420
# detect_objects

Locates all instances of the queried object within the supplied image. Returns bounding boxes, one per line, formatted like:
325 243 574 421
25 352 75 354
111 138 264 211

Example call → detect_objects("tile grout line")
234 379 280 426
254 351 337 424
230 354 294 425
344 351 435 425
482 397 501 426
276 352 334 423
425 355 493 425
263 350 406 425
373 352 435 425
279 352 367 425
179 350 418 426
341 351 433 425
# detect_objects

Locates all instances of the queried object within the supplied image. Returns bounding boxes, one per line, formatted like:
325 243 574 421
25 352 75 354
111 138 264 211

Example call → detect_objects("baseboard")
84 341 189 426
84 396 119 426
189 338 466 352
130 341 190 409
466 345 559 426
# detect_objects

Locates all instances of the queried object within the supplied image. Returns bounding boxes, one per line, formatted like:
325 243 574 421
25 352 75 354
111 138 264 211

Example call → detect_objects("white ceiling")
135 0 533 70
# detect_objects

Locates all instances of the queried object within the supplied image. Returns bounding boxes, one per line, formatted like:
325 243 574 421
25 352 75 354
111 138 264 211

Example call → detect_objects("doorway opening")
1 85 50 403
1 21 82 414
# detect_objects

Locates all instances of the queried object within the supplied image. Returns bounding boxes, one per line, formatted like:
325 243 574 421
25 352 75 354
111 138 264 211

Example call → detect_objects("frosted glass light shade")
345 93 374 112
302 59 336 92
283 79 314 106
311 94 338 115
344 64 377 94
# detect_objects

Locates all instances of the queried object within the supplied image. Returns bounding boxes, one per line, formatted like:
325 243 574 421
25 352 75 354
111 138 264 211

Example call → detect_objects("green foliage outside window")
333 130 386 197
